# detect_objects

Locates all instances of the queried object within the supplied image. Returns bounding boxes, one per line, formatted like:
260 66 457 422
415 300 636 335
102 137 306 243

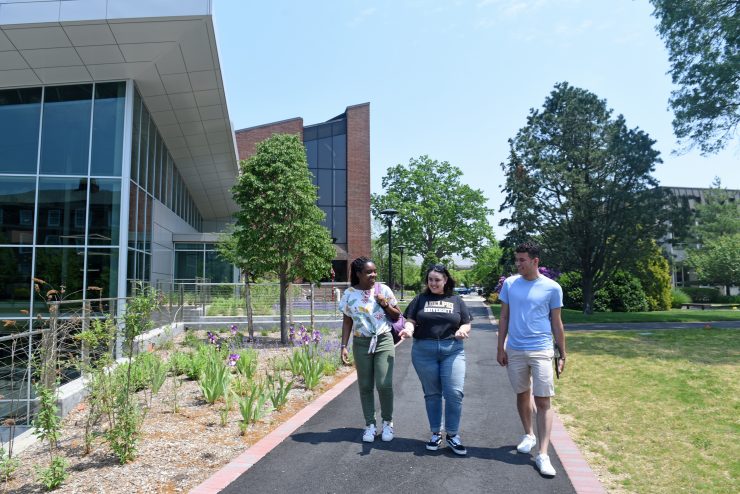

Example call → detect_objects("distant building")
661 186 740 294
235 105 371 282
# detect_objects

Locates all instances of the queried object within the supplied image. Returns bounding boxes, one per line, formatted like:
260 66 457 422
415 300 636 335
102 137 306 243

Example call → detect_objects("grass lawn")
555 329 739 493
487 305 740 323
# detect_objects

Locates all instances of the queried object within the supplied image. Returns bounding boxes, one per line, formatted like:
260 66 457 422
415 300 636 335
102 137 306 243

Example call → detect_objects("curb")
551 413 607 493
189 369 359 494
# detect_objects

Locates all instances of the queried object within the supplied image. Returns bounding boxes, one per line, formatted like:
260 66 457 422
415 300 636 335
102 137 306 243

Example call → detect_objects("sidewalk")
193 302 604 493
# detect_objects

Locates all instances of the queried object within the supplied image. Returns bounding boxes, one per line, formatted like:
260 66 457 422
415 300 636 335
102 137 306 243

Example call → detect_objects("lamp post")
398 245 405 300
379 208 398 287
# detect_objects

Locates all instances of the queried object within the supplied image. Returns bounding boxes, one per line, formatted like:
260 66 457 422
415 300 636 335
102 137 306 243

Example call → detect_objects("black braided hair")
350 257 374 286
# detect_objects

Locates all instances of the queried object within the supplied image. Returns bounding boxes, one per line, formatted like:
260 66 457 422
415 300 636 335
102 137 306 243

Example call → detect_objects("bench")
681 303 737 310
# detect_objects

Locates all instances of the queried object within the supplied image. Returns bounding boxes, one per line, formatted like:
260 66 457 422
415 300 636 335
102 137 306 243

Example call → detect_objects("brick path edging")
189 370 359 494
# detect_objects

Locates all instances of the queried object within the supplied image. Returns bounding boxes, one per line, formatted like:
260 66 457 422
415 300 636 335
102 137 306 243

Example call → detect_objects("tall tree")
230 134 336 343
469 242 504 295
650 0 740 154
372 155 494 269
686 234 740 295
500 82 670 314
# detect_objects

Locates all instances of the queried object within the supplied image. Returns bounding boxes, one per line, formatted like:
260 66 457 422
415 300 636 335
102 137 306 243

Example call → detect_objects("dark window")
332 134 346 169
86 247 118 299
36 178 87 245
317 123 332 139
131 92 141 184
91 82 125 176
334 170 347 206
0 247 33 317
33 247 84 312
0 87 41 174
0 177 36 244
317 137 332 168
88 179 121 246
303 126 317 140
305 140 318 169
40 84 93 175
317 169 332 206
332 119 346 135
138 111 149 187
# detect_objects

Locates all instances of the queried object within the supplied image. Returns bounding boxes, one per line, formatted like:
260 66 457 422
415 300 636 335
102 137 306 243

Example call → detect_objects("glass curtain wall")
127 88 203 293
174 243 234 282
303 118 347 253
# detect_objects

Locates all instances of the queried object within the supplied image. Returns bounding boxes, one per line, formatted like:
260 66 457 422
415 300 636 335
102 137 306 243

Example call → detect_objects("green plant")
671 287 692 308
220 391 234 427
183 330 200 348
147 355 169 395
234 348 258 379
0 446 20 482
35 456 68 491
237 381 269 434
199 351 230 404
266 372 293 410
260 329 269 337
168 351 190 376
681 287 721 303
106 400 144 464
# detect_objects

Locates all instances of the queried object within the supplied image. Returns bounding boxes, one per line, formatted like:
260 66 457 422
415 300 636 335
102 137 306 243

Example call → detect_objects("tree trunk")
582 274 594 315
279 272 288 344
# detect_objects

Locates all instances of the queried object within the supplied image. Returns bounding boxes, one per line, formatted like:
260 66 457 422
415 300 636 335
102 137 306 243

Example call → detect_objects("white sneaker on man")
535 453 556 476
362 424 377 443
381 421 394 441
516 434 537 453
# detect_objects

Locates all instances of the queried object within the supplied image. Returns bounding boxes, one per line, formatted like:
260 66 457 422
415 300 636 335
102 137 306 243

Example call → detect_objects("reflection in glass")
333 206 347 244
147 123 156 195
317 169 332 206
86 248 118 300
88 179 121 245
0 87 41 174
36 178 87 245
0 177 36 244
205 250 233 283
91 82 125 176
131 91 141 184
40 84 93 175
305 140 317 169
128 182 137 249
138 111 149 187
137 187 146 250
175 250 204 280
0 247 32 318
318 137 332 168
334 170 347 207
332 134 346 169
33 247 85 313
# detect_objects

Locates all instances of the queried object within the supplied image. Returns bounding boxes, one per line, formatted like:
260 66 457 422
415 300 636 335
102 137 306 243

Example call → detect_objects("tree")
686 233 740 295
632 240 672 311
469 242 504 295
500 82 670 314
650 0 740 154
230 134 336 343
371 155 494 269
691 177 740 243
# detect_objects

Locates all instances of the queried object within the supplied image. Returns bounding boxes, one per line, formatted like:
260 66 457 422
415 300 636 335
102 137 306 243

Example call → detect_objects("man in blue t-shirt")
497 241 566 478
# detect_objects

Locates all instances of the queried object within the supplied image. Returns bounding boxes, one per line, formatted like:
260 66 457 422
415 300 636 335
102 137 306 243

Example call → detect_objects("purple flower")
207 331 217 344
539 266 560 280
312 329 322 344
298 324 306 336
230 324 238 335
227 353 240 367
289 325 295 341
494 276 507 294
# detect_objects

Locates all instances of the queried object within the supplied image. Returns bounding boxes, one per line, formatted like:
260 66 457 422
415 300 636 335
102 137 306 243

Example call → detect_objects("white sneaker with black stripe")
446 434 467 455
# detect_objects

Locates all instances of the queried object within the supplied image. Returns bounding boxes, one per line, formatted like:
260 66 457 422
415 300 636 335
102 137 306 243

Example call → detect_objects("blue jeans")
411 338 466 435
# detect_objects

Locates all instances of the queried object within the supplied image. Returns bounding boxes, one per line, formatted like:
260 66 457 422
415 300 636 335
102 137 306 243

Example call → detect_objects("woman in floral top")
339 257 401 443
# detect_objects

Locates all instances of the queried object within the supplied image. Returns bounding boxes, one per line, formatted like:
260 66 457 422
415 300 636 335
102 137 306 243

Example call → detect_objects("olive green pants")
352 332 395 426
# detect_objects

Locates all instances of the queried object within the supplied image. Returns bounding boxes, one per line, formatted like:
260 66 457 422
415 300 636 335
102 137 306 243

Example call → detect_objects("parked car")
454 287 471 295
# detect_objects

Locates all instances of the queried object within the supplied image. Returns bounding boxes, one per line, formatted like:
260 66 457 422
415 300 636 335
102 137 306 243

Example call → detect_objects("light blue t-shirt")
499 274 563 351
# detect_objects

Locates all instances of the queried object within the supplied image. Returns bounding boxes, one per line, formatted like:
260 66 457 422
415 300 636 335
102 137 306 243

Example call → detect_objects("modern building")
661 186 740 293
0 1 372 329
235 105 371 282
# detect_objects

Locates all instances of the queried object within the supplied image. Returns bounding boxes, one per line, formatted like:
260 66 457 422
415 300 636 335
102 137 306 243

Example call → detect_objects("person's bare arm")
551 307 566 374
497 302 510 366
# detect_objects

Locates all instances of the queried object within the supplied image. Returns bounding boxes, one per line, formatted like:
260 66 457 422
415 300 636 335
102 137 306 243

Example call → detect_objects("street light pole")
398 245 405 300
379 208 398 287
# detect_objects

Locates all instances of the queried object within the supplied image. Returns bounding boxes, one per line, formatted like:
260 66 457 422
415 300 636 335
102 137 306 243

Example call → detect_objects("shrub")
681 287 721 303
716 294 740 304
671 288 692 308
633 241 672 311
559 271 648 312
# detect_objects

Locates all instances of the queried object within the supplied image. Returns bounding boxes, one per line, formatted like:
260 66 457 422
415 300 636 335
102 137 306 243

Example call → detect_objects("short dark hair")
423 264 456 296
350 257 374 286
515 241 540 259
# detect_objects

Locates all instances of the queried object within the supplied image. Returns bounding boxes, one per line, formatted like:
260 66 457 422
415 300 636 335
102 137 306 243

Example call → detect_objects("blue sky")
213 0 739 239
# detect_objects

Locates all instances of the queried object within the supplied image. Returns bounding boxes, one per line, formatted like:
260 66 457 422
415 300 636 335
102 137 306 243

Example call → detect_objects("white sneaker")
381 421 394 441
362 424 377 443
536 453 556 476
517 434 537 453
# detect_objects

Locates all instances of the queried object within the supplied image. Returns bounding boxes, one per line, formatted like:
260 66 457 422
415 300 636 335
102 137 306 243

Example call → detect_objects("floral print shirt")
339 283 398 337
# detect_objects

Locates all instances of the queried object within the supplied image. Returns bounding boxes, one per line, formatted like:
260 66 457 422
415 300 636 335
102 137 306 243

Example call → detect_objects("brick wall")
234 117 304 160
345 103 371 279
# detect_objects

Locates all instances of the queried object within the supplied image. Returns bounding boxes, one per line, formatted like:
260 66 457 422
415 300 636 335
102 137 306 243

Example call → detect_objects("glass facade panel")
0 247 32 317
333 207 347 244
305 140 317 169
147 123 156 194
334 170 346 207
33 247 85 312
317 136 332 168
36 178 87 245
332 134 346 169
88 179 120 245
40 85 93 175
205 250 232 283
317 169 332 206
174 250 203 280
128 182 137 249
91 82 125 176
0 87 41 174
0 177 36 244
131 91 141 184
86 248 118 300
138 112 149 187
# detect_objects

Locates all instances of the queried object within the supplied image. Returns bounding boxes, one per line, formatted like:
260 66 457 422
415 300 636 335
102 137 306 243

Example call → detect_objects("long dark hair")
350 257 374 286
423 264 455 296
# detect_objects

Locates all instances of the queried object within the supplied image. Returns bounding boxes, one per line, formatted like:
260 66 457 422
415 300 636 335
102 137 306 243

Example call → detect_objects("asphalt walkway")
208 302 580 494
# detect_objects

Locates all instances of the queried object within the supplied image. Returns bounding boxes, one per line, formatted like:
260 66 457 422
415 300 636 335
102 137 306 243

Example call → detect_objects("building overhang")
0 0 239 219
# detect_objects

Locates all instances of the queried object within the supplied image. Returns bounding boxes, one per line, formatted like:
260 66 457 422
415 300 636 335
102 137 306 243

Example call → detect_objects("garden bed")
2 327 353 493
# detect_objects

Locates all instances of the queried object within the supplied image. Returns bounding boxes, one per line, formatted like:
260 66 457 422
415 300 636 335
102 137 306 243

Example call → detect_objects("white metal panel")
76 44 125 64
198 104 223 120
0 50 28 69
175 107 201 123
167 92 196 109
85 61 148 79
118 42 175 63
0 29 13 50
188 69 216 91
108 20 200 44
0 68 40 85
22 47 83 68
3 26 70 49
154 46 186 75
193 88 220 107
59 0 107 22
0 0 59 25
63 23 116 46
160 72 191 93
35 65 92 83
149 109 177 126
106 0 210 20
